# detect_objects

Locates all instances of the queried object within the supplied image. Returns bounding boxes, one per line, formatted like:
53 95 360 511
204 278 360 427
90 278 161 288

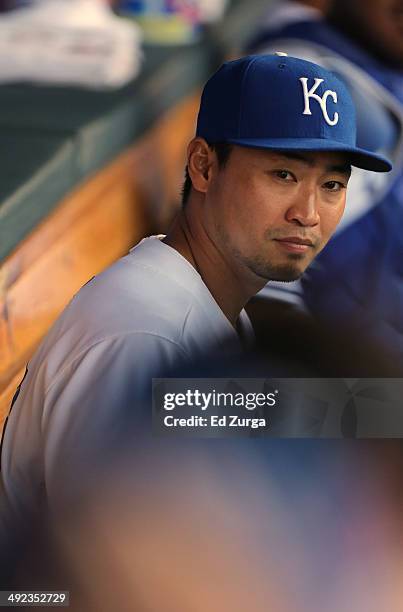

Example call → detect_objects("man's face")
333 0 403 67
204 146 350 283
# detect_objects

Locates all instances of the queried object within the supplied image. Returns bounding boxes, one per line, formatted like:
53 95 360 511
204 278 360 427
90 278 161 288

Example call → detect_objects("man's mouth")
273 236 315 253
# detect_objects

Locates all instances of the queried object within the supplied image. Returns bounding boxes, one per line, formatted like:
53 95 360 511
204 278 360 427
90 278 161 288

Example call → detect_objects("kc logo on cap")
300 77 339 126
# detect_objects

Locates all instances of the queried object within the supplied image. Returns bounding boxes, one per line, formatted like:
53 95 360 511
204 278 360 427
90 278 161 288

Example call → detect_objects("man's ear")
187 138 215 195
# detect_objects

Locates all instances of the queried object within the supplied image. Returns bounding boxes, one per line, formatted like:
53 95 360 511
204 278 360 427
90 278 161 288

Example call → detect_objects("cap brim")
226 138 392 173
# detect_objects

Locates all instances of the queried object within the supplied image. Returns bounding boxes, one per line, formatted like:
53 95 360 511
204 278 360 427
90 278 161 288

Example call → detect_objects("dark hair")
181 142 233 207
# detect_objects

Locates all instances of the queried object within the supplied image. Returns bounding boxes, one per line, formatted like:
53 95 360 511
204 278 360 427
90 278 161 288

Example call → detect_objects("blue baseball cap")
196 54 392 173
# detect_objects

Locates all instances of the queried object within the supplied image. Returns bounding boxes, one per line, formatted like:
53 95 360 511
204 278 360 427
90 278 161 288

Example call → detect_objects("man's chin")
267 266 304 282
245 254 310 283
251 263 304 282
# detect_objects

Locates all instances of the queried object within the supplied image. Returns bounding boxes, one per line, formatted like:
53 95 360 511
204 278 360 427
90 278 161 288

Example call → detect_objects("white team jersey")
1 237 253 516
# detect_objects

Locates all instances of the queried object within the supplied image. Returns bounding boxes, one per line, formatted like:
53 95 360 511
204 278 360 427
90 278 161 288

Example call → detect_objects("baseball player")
0 53 391 515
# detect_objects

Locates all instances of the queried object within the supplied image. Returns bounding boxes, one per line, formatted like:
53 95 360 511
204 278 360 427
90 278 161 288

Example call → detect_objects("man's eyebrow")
279 152 314 165
277 152 352 176
328 163 352 177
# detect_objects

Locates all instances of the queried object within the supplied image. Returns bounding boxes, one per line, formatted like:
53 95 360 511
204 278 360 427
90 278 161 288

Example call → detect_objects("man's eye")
275 170 294 181
324 181 345 192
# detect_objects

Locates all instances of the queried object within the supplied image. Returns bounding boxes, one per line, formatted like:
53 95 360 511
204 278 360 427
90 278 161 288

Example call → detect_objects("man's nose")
285 188 320 227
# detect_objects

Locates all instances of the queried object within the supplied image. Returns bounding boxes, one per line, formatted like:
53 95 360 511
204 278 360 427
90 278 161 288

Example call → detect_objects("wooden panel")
0 93 199 434
0 369 24 431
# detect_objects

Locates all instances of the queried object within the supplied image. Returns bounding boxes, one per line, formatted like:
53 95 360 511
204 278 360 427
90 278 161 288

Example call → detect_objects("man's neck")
163 210 266 327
